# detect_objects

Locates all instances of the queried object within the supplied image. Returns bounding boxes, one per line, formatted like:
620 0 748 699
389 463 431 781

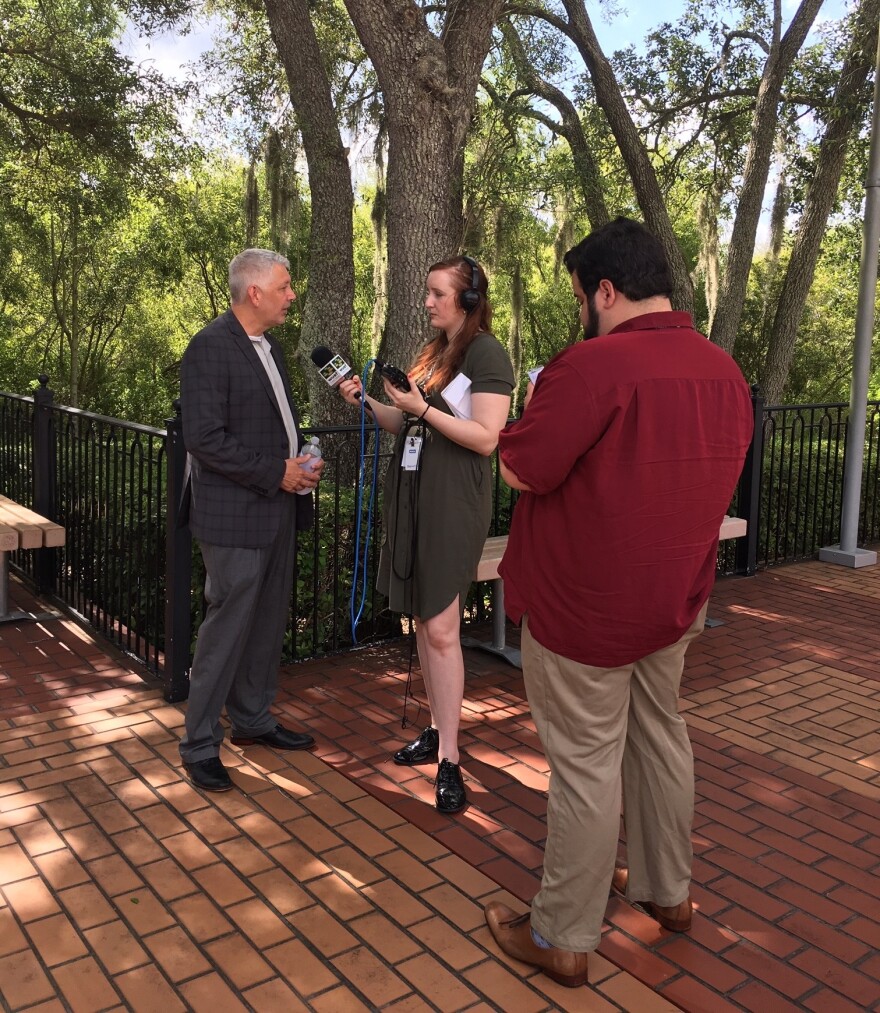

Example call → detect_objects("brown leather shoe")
610 866 692 932
484 901 588 988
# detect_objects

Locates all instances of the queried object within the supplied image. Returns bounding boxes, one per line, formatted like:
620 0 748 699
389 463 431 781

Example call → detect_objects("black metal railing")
53 404 168 670
1 379 419 696
3 378 880 699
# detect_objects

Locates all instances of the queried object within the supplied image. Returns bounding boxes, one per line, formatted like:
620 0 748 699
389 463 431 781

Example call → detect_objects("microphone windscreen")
310 345 334 367
310 345 358 396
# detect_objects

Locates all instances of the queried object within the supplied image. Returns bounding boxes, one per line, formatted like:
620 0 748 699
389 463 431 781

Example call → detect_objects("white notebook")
441 372 472 420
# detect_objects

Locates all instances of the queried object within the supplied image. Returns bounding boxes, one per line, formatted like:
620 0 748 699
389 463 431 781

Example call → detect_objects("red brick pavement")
275 561 880 1012
1 561 879 1011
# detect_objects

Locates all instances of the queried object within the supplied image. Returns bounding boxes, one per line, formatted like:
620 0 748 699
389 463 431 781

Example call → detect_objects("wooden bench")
461 536 522 667
462 516 748 668
0 495 65 623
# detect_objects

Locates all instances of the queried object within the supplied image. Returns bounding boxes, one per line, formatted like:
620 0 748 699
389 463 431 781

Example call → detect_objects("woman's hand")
338 374 403 435
338 375 364 406
383 376 427 416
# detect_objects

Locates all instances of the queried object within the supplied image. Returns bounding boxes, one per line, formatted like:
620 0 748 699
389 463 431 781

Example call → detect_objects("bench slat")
718 515 747 539
6 522 42 550
0 524 20 552
475 536 508 583
39 526 66 548
0 495 65 549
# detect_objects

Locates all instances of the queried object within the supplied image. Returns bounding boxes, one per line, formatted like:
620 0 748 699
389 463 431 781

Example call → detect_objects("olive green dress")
377 333 515 620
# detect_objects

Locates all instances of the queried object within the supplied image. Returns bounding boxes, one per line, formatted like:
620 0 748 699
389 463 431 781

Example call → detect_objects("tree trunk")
508 261 523 411
557 0 695 313
758 155 789 333
371 124 388 356
709 0 824 353
264 0 355 426
342 0 504 371
696 177 722 332
49 210 80 408
69 206 81 409
501 22 609 228
761 0 880 403
244 160 259 248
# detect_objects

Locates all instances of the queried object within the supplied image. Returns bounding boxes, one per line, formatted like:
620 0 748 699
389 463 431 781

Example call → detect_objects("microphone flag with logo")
310 346 361 397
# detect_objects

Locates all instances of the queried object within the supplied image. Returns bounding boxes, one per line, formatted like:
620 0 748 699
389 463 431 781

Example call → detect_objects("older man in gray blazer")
179 248 323 792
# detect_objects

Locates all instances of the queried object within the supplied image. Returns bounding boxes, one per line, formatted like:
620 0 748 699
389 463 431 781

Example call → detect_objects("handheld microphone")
310 345 361 399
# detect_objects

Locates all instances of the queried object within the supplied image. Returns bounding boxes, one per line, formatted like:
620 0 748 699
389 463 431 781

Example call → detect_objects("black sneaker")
184 757 233 792
393 726 439 766
435 758 468 814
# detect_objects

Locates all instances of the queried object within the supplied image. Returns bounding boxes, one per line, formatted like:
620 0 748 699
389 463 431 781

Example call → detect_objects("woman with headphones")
338 255 514 813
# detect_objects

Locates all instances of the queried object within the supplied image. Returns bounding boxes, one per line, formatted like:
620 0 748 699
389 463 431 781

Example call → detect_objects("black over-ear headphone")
460 255 481 313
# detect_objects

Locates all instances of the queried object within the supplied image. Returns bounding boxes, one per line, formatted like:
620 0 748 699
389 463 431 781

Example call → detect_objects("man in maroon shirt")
484 218 753 988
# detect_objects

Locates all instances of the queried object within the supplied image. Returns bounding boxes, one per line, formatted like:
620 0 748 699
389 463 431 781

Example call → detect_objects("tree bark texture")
709 0 824 353
761 0 880 403
341 0 504 371
244 160 259 248
264 0 356 426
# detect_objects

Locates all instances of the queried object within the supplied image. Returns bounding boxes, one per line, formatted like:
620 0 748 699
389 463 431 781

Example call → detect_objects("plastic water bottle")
297 436 321 495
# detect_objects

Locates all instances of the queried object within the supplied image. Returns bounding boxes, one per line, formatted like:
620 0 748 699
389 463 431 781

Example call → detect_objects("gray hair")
228 249 290 303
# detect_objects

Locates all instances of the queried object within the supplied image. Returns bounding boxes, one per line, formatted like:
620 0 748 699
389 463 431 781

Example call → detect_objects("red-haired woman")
338 256 514 813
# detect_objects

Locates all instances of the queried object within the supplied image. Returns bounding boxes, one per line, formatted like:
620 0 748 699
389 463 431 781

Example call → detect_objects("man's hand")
279 454 325 493
523 380 535 410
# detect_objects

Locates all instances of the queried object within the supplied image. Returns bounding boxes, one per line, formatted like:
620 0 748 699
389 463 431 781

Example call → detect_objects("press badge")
402 436 423 470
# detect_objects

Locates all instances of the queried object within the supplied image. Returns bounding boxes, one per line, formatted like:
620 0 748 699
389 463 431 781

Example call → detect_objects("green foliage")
734 222 878 406
758 411 849 564
0 0 872 427
0 0 170 165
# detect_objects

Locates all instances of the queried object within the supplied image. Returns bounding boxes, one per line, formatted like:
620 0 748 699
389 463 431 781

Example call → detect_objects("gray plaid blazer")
180 309 314 548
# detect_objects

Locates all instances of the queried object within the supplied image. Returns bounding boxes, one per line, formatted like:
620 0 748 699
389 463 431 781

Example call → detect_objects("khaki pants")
522 602 708 952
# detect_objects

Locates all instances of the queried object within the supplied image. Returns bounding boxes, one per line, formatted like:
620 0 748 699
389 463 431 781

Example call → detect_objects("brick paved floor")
1 560 879 1012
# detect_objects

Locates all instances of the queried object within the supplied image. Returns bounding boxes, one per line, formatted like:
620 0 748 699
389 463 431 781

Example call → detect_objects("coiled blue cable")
350 359 381 643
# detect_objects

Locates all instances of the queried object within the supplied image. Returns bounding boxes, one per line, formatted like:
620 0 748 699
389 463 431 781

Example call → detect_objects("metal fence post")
32 375 57 593
735 384 765 576
163 401 192 702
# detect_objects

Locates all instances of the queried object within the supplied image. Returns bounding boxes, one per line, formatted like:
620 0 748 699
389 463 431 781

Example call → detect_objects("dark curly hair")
563 218 672 301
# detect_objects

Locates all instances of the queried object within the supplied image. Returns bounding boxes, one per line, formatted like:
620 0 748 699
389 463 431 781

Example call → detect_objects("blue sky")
122 1 850 83
120 4 696 78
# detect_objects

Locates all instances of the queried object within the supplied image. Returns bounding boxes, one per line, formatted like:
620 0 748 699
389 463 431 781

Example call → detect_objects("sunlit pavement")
1 558 879 1012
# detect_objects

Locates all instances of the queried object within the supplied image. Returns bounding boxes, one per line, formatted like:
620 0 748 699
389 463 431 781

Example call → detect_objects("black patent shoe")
393 726 439 766
184 757 233 792
435 758 468 814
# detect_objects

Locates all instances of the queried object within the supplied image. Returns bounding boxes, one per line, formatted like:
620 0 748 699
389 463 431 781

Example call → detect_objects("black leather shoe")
393 726 439 766
435 758 468 814
230 724 315 750
184 757 233 792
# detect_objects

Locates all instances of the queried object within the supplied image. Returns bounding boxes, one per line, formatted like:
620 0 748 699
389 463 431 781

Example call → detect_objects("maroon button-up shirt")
498 312 753 667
